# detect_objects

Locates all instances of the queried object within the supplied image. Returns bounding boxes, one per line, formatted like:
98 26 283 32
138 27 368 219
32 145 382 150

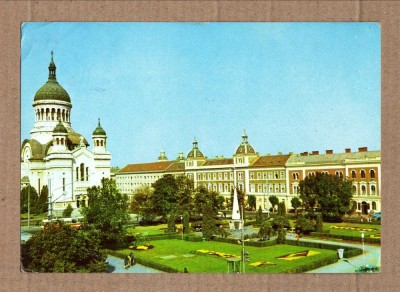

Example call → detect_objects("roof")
118 161 175 173
53 120 68 134
34 54 71 103
92 118 107 136
67 132 89 146
235 132 256 155
203 158 234 166
251 155 291 167
165 162 186 172
286 150 381 166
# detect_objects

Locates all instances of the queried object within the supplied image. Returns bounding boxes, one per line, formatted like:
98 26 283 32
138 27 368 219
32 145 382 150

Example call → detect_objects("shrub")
276 228 286 244
296 217 315 235
315 213 324 233
62 204 73 218
258 221 275 239
167 213 176 232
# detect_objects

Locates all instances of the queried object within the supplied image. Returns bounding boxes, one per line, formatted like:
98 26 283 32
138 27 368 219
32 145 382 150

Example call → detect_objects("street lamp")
180 215 183 240
360 231 365 267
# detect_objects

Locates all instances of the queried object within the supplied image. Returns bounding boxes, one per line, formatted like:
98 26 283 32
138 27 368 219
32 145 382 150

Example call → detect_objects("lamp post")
181 215 183 240
360 231 365 267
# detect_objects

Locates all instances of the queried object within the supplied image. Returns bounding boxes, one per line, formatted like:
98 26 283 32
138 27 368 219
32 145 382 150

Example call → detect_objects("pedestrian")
183 267 189 273
129 252 135 265
124 256 130 269
296 233 300 241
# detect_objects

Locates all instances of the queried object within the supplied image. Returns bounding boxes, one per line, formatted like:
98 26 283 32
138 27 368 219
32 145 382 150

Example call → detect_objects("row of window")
35 107 70 122
292 169 377 180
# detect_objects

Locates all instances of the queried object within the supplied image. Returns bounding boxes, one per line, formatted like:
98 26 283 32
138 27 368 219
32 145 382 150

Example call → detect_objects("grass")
322 222 380 238
113 239 337 273
126 224 170 236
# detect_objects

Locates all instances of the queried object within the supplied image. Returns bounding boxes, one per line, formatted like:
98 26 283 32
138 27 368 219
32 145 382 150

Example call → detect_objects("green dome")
34 52 71 103
92 118 106 135
53 120 68 133
34 80 71 103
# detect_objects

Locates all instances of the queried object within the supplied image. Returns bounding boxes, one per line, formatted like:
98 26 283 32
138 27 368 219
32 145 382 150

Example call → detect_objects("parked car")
373 212 381 221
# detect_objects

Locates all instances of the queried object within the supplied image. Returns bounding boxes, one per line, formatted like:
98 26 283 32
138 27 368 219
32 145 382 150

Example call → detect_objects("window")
257 172 261 179
258 185 262 192
86 167 89 181
370 170 376 179
351 170 356 179
293 172 299 180
213 173 216 180
361 185 366 194
263 172 267 179
218 173 222 180
63 177 65 191
372 201 376 210
293 185 298 194
352 185 357 194
268 172 272 179
280 171 285 179
224 173 227 180
274 172 278 179
361 170 366 179
80 163 85 181
250 172 254 179
371 185 376 194
238 173 243 180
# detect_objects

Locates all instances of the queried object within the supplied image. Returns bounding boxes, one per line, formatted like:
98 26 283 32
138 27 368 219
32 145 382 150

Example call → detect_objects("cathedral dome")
92 118 107 135
187 139 204 158
53 120 68 133
34 52 71 103
235 131 256 154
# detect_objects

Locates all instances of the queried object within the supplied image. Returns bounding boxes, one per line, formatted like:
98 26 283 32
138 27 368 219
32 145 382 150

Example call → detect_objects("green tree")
22 224 107 272
20 185 38 214
277 201 286 216
269 195 279 212
247 195 257 211
151 174 179 219
130 186 154 221
291 197 302 216
315 213 324 233
167 212 176 233
62 204 73 218
81 178 129 248
202 202 216 240
256 205 264 225
194 186 222 216
37 185 49 214
183 211 190 234
298 172 353 222
258 221 274 239
176 175 195 213
295 216 315 235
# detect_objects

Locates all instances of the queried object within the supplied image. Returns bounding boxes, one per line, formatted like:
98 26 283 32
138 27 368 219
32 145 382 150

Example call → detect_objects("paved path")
285 234 381 273
107 256 163 273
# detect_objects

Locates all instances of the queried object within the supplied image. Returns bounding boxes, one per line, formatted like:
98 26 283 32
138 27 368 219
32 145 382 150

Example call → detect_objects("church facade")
21 53 111 217
116 133 381 215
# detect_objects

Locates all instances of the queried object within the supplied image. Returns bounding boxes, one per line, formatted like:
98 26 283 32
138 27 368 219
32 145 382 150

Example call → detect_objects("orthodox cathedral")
21 53 111 217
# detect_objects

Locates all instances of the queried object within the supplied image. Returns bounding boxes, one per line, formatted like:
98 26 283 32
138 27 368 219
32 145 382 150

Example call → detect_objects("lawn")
126 224 170 236
114 239 337 273
322 222 380 238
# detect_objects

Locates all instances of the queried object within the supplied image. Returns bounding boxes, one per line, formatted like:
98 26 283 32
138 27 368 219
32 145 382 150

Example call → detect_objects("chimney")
326 150 333 154
300 152 309 156
358 147 368 152
312 151 319 155
345 148 351 153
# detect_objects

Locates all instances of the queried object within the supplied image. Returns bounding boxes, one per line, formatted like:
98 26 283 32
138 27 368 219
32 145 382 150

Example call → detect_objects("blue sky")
21 22 381 167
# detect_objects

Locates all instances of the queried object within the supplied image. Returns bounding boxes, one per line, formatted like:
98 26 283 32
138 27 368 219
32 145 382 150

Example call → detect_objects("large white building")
21 53 111 217
116 133 381 215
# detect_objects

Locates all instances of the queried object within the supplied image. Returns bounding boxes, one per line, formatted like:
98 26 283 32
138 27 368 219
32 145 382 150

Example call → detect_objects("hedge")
285 239 363 258
105 249 178 273
309 232 381 244
282 253 338 273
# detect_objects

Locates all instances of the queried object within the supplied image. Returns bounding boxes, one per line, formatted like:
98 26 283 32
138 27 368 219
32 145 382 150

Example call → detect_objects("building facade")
116 133 381 215
21 53 112 217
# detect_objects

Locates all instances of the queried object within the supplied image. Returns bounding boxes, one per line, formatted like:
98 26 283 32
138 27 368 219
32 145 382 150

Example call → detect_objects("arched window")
56 138 59 145
351 170 356 179
86 167 89 181
352 185 357 194
371 185 376 194
370 170 375 179
361 185 366 194
80 163 85 181
372 201 376 210
361 170 366 179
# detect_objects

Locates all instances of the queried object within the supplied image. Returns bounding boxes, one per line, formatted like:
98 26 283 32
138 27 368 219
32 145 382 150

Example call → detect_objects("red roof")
251 155 290 167
119 161 174 173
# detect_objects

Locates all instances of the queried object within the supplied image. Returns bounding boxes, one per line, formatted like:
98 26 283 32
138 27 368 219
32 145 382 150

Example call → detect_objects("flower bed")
195 249 240 259
129 244 155 251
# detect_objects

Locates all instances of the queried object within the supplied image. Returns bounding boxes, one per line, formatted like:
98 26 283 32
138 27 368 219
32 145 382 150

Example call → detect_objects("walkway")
285 234 381 273
107 255 163 273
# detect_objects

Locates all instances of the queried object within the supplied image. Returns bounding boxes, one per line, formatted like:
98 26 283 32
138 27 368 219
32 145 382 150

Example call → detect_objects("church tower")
92 118 107 153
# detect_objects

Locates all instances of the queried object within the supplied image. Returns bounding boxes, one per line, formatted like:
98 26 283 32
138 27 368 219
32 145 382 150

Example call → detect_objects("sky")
21 22 381 167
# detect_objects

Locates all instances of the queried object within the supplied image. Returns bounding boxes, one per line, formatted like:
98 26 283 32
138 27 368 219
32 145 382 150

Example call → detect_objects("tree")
298 172 353 222
291 197 302 216
130 186 154 221
194 186 222 216
258 221 274 239
202 202 217 240
269 195 279 212
21 185 39 214
295 216 315 235
62 204 73 218
315 213 324 233
81 178 129 248
247 195 257 211
183 211 190 234
37 185 49 214
256 205 264 225
151 174 179 219
167 212 176 233
175 175 195 213
277 201 286 216
22 223 107 272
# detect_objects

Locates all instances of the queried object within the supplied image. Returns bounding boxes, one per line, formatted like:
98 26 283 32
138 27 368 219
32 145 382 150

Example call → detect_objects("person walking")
129 252 135 265
124 256 130 269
